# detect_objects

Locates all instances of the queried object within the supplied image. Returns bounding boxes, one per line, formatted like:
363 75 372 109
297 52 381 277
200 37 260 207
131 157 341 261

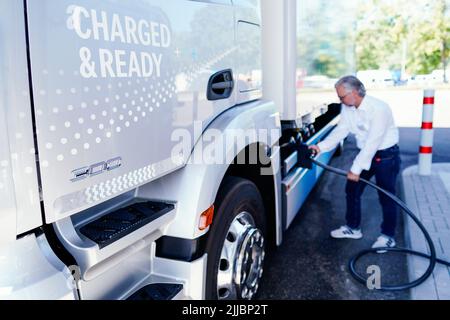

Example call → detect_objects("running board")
127 283 183 300
80 201 174 249
54 196 177 284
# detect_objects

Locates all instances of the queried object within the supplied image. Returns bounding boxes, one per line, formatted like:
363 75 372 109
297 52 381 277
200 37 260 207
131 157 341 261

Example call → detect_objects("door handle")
207 69 234 101
211 81 233 90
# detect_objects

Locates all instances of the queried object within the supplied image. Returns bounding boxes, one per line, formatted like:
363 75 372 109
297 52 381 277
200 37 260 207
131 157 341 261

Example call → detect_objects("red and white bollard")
418 89 435 176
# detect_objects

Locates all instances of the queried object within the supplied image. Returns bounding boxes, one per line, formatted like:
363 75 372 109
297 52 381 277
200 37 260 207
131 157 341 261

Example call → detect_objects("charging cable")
295 142 450 291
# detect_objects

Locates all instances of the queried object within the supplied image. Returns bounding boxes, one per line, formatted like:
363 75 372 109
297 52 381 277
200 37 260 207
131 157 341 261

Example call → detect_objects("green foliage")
356 0 450 75
311 54 348 78
297 1 357 78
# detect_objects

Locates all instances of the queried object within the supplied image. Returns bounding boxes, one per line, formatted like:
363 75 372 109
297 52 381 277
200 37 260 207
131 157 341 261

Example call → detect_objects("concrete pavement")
402 163 450 300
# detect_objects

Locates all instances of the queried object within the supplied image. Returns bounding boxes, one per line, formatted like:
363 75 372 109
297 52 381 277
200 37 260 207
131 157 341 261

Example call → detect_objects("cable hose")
310 157 450 291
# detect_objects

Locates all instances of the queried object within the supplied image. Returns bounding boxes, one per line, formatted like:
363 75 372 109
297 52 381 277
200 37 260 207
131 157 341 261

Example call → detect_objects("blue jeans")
345 145 401 237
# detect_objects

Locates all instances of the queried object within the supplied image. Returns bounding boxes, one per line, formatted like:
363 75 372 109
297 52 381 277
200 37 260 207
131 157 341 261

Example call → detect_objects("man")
309 75 401 251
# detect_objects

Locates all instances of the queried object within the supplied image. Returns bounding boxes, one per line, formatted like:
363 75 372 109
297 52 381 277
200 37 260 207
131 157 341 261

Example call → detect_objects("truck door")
25 0 235 223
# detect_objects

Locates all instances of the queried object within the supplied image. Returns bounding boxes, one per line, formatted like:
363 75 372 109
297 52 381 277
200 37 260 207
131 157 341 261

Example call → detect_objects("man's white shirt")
317 95 399 175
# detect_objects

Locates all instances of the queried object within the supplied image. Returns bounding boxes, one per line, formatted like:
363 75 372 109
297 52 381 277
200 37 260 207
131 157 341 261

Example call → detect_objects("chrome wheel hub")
216 212 265 300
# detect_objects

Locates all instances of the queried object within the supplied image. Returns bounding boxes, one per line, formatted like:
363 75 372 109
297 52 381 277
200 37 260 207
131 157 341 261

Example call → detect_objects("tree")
355 0 410 71
297 0 357 78
409 0 450 80
355 0 450 77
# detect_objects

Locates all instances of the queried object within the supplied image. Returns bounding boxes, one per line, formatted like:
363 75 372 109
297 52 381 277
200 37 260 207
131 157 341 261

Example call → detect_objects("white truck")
0 0 352 300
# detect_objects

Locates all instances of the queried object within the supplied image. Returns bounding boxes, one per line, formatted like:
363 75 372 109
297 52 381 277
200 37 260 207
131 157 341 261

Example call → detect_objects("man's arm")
316 112 350 153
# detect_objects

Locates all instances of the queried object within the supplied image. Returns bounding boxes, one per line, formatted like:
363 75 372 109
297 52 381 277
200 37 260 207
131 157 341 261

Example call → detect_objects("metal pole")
418 89 435 176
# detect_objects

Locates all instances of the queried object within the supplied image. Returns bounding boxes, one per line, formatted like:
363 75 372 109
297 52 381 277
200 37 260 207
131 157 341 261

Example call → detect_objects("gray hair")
335 75 366 97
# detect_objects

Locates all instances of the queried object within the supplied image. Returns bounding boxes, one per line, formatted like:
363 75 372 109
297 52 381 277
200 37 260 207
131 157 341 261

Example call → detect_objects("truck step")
79 201 175 249
127 283 183 300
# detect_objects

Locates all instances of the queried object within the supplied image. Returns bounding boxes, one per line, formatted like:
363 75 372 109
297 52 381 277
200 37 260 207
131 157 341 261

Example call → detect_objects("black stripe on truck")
155 235 207 262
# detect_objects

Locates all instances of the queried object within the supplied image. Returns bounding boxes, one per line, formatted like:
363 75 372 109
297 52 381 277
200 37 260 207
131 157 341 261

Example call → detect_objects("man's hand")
308 145 321 156
347 171 360 182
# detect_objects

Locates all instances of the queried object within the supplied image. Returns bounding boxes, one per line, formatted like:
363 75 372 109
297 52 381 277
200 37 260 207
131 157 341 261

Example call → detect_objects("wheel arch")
137 100 281 242
216 143 279 248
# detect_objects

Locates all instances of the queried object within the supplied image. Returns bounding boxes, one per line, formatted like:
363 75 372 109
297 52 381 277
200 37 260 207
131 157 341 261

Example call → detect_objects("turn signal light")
199 205 215 231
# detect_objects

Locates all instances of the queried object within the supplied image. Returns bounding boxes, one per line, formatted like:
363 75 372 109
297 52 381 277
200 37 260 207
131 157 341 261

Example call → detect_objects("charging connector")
296 142 314 169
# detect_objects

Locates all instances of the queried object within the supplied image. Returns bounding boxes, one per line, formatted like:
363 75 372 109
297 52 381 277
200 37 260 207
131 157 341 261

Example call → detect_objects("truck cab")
0 0 344 300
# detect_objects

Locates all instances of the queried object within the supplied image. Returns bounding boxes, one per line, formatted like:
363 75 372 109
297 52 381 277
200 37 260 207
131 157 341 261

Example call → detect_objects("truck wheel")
205 177 266 300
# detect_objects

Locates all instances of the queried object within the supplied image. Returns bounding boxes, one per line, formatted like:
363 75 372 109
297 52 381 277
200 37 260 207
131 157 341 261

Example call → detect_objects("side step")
127 283 183 300
79 201 175 249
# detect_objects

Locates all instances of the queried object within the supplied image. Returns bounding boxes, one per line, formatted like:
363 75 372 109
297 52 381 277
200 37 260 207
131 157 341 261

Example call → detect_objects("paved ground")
257 135 410 300
403 164 450 300
257 127 450 300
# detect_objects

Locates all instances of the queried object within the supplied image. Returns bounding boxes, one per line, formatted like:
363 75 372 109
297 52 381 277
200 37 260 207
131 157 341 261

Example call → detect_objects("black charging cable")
295 142 450 291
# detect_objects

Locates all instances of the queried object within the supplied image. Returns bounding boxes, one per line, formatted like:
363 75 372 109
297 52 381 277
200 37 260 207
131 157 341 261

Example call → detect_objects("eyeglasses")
338 92 351 101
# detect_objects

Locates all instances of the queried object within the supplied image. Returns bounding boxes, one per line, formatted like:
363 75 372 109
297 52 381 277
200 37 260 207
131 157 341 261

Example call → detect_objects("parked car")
430 69 450 83
408 74 434 85
356 69 395 87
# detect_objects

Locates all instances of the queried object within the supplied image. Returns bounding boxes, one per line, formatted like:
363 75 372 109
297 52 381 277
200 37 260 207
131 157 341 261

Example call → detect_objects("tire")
204 177 267 300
